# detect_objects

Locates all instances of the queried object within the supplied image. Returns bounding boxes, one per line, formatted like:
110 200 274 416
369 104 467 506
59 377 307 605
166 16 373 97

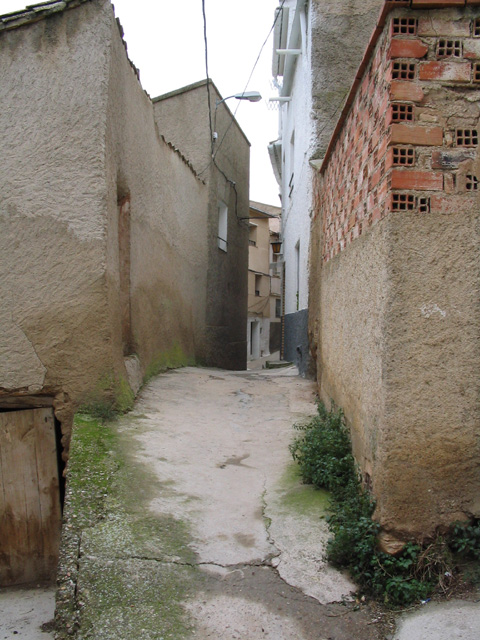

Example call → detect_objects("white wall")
278 0 314 316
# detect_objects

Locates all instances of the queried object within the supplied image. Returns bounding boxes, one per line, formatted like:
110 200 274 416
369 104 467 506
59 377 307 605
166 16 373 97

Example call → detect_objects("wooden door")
0 408 62 586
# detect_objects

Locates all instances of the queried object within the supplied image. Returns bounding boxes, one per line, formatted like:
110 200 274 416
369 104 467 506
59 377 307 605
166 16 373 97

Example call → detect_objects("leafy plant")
289 401 459 607
450 519 480 560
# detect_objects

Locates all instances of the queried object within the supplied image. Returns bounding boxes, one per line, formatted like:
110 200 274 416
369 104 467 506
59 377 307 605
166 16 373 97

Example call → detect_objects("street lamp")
213 91 262 142
216 91 262 107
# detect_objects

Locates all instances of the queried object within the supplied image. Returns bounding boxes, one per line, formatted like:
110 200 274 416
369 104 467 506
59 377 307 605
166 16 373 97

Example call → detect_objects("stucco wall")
104 12 209 374
0 0 114 429
309 4 480 539
153 82 250 370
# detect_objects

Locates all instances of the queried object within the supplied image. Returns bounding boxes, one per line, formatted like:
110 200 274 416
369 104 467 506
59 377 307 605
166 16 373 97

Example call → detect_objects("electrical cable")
213 0 287 161
198 0 287 190
201 0 215 155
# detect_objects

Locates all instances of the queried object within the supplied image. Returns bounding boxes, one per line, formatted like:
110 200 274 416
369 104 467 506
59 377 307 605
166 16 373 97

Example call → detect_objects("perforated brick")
418 197 430 213
474 63 480 82
392 103 414 122
393 147 415 166
456 129 479 146
474 18 480 37
437 39 462 58
466 174 479 190
392 61 416 80
392 17 418 36
392 193 416 211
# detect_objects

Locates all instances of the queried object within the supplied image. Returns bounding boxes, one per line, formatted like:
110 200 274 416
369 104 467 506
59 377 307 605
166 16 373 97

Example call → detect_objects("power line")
198 0 287 180
213 0 287 160
201 0 214 155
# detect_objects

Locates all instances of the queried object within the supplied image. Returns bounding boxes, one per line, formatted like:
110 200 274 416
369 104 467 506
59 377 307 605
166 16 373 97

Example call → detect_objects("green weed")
289 401 471 607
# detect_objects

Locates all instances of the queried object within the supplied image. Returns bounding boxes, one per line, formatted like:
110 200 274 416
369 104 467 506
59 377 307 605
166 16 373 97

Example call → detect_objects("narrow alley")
56 366 387 640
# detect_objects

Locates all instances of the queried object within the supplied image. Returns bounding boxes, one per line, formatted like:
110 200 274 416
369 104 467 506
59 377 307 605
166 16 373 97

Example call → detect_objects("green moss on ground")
78 371 135 420
277 462 330 517
60 413 200 639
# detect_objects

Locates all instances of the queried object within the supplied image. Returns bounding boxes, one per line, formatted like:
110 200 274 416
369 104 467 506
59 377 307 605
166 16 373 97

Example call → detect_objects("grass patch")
60 412 199 638
290 401 479 607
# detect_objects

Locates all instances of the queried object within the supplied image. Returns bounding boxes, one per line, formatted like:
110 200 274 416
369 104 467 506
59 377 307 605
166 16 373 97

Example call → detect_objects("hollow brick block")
390 39 429 59
391 170 444 190
419 61 471 82
390 124 444 146
390 81 424 102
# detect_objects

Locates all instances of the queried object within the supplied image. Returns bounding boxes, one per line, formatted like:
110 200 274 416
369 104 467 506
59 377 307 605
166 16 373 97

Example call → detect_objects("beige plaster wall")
0 0 114 411
377 210 480 537
310 0 384 159
104 10 209 373
0 0 211 432
312 206 480 538
249 218 271 275
154 82 250 370
312 220 389 481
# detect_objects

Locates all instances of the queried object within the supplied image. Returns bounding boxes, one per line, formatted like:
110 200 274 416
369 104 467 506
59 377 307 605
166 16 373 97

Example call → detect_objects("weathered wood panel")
0 408 61 586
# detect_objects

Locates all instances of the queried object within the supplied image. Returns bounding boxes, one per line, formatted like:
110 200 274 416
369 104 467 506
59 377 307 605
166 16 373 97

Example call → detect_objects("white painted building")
269 0 313 376
269 0 384 376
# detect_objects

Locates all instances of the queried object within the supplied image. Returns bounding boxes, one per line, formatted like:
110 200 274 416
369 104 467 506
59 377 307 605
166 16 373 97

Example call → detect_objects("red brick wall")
316 5 480 263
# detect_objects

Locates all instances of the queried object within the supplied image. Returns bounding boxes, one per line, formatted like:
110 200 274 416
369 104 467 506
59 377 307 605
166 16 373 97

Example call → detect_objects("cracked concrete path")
119 366 384 639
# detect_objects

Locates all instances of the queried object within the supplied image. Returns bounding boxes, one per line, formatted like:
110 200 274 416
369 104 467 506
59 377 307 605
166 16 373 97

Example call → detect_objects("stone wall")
309 1 480 541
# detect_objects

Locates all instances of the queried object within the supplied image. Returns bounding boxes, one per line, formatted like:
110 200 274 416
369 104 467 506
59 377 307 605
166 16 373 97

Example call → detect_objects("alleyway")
106 365 384 640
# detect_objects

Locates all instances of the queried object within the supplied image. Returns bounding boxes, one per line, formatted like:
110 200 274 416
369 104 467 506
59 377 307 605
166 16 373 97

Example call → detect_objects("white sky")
1 0 281 206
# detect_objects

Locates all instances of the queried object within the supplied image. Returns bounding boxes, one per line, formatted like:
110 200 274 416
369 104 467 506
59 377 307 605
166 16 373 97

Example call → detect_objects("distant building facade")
247 201 282 360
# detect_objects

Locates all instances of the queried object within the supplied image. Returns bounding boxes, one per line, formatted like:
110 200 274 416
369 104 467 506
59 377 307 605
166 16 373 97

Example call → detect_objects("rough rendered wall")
206 97 249 370
310 5 480 540
154 83 249 370
0 0 114 426
105 15 208 374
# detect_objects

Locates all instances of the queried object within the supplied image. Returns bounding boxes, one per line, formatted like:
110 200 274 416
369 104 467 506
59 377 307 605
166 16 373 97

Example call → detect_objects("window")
255 274 261 297
275 298 282 318
218 200 228 252
249 223 257 247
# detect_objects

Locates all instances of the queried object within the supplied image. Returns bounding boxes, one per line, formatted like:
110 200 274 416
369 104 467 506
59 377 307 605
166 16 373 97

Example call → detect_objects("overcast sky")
1 0 281 205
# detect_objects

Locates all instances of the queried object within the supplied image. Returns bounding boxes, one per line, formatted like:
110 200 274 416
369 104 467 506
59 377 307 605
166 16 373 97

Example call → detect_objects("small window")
249 224 257 247
255 274 261 297
218 200 228 252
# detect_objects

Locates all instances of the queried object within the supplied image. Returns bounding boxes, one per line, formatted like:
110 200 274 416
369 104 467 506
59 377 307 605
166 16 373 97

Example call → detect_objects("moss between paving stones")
56 413 201 639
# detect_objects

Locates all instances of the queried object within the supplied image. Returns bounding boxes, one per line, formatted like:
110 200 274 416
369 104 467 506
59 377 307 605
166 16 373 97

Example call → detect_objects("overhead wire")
213 0 287 161
198 0 287 187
